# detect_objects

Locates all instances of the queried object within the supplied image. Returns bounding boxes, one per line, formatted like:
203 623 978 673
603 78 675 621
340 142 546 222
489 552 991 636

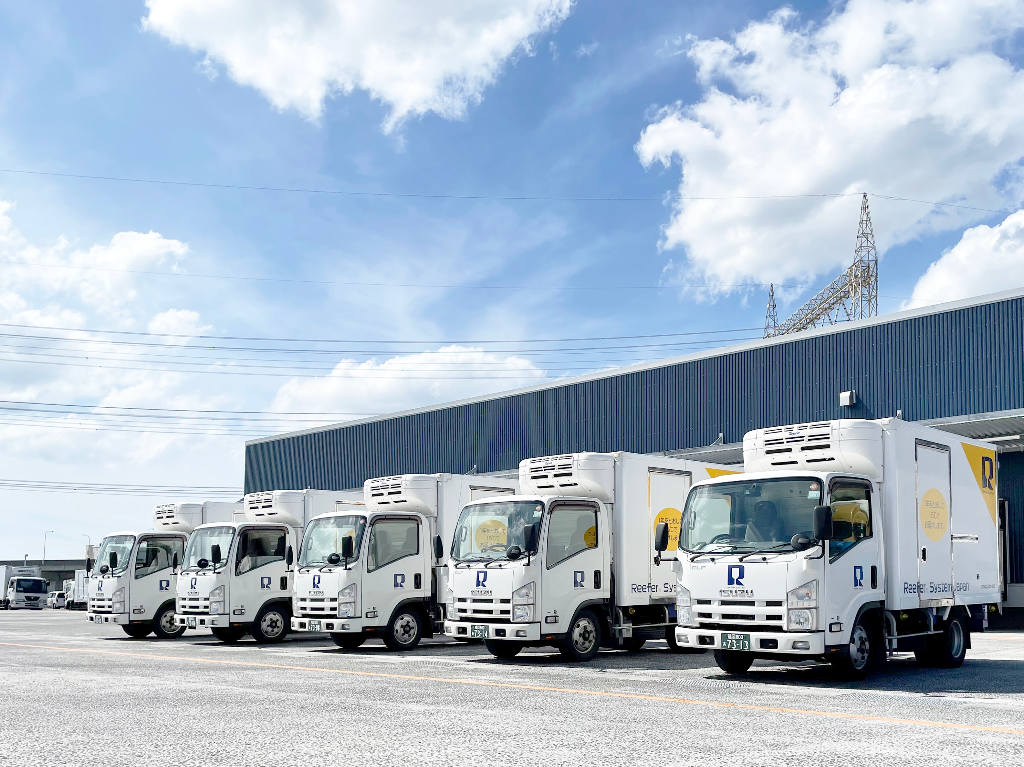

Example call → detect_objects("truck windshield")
452 501 545 562
15 579 48 593
94 535 135 574
680 478 823 554
300 515 366 566
183 527 235 570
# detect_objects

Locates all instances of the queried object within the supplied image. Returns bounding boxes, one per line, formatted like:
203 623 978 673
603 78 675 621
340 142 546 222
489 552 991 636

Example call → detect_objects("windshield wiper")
454 556 490 568
738 543 793 562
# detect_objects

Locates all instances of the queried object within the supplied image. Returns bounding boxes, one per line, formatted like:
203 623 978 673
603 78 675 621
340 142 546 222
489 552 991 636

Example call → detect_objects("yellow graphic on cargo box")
919 488 949 542
961 442 997 526
474 519 508 552
653 508 681 551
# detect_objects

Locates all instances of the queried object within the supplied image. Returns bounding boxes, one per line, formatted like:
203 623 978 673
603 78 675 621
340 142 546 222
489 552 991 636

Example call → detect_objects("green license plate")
308 620 321 632
470 624 488 639
721 632 750 651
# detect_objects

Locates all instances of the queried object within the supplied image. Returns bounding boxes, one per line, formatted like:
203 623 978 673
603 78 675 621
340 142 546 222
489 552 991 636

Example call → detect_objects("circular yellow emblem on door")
583 526 597 548
653 507 681 551
920 488 949 542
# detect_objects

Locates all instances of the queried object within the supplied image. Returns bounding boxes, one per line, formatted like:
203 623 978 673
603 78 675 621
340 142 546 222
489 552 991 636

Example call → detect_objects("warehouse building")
245 288 1024 606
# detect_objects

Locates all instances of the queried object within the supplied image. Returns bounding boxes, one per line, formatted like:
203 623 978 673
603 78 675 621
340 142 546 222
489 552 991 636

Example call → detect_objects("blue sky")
2 0 1024 558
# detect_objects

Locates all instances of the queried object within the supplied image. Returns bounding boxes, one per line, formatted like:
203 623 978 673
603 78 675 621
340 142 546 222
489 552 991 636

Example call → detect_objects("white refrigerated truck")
672 418 1002 679
291 473 518 650
172 490 361 643
2 566 46 610
88 502 241 638
443 452 736 661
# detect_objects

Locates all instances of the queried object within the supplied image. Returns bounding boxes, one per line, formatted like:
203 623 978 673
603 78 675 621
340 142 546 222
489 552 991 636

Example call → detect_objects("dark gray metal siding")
999 452 1024 584
245 296 1024 578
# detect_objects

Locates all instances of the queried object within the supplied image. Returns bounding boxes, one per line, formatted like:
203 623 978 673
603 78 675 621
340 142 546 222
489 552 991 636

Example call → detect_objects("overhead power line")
0 478 241 497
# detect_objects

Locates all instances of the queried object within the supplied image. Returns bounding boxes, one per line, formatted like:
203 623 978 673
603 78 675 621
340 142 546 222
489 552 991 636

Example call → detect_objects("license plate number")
470 625 488 639
721 632 750 651
308 620 322 632
186 616 196 628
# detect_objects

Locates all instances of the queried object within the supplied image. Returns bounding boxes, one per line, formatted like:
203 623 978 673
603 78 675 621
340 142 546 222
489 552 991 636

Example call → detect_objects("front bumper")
291 616 361 633
88 612 127 625
175 613 228 629
444 621 541 641
675 627 825 654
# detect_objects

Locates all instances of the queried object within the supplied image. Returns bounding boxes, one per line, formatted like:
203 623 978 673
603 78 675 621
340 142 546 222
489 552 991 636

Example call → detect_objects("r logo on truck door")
727 565 744 586
159 580 170 591
573 571 585 588
394 574 405 589
476 571 488 588
853 566 864 589
260 577 271 589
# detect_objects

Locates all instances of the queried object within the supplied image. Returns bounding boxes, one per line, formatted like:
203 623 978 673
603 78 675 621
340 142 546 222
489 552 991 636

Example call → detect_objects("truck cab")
6 577 49 610
291 473 517 650
674 419 1002 679
87 530 187 637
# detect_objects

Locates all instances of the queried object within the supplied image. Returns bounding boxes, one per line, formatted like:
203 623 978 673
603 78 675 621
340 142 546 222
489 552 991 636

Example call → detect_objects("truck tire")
331 632 367 649
666 626 707 654
383 608 423 651
559 609 601 662
622 637 646 652
251 605 289 644
121 623 152 639
917 613 968 669
830 613 877 680
212 626 246 643
485 639 523 659
152 605 186 639
712 650 753 674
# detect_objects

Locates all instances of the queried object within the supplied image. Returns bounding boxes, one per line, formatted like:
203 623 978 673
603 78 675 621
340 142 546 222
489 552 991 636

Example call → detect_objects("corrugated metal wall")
244 294 1024 578
999 452 1024 584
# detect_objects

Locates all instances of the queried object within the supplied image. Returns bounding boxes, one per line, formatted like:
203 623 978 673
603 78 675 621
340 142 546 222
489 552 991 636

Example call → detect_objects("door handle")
921 548 927 561
594 570 601 589
280 576 288 590
870 565 877 590
414 573 422 590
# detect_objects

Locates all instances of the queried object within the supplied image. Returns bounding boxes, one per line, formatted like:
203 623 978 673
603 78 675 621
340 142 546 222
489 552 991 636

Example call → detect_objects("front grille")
297 597 339 615
453 615 511 624
700 622 786 633
177 597 210 614
692 598 786 632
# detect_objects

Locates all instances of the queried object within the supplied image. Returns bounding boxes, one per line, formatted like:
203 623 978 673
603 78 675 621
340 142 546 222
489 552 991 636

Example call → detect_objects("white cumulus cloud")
906 209 1024 308
144 0 573 130
635 0 1024 297
270 345 548 418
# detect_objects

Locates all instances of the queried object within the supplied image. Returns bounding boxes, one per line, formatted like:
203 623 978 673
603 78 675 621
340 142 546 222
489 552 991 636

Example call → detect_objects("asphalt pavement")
2 610 1023 766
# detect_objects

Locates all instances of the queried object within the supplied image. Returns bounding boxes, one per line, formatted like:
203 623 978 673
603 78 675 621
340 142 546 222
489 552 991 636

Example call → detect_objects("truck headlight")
787 580 817 609
512 605 533 623
112 601 125 614
445 585 455 619
210 585 224 599
787 609 816 631
339 584 357 600
338 583 357 617
210 601 224 615
111 588 124 602
675 585 695 627
338 603 356 618
512 582 535 605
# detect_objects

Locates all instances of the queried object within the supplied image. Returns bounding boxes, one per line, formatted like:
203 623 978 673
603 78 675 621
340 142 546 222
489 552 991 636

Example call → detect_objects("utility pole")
43 530 54 563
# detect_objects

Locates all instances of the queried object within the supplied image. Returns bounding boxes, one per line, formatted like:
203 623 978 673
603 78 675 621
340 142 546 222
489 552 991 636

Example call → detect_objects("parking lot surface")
2 610 1024 766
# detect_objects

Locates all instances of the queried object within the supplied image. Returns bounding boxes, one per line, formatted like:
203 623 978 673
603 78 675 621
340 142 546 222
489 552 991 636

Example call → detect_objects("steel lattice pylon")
764 193 878 338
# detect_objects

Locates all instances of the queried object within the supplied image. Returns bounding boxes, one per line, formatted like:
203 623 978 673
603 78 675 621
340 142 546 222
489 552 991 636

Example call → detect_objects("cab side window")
235 529 286 575
828 482 872 561
546 504 598 569
367 518 420 572
134 537 184 579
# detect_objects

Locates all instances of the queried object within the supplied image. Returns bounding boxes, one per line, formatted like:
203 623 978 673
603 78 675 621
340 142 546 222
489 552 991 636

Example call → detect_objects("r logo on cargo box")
573 571 585 588
260 577 271 589
727 565 745 586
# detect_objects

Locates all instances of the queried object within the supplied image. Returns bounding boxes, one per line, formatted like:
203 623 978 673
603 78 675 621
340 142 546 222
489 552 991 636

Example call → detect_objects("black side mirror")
506 545 523 561
286 545 294 567
813 506 834 541
790 534 812 551
524 524 537 553
109 552 117 569
197 558 210 570
172 553 179 572
341 536 354 560
211 544 222 565
99 564 110 575
654 522 670 553
86 558 93 574
433 535 444 560
326 553 341 566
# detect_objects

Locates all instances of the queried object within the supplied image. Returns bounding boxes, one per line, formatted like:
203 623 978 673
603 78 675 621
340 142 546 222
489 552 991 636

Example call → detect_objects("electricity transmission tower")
764 193 878 338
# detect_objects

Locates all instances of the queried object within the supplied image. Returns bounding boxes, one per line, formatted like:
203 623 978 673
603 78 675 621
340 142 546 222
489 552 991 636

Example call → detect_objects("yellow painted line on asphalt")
2 641 1023 736
980 635 1024 642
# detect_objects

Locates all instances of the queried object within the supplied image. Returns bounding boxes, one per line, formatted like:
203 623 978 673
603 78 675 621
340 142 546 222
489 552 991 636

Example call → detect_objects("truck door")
132 536 184 619
233 526 290 617
541 500 607 628
362 515 426 628
824 480 882 638
649 468 692 597
916 442 954 606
